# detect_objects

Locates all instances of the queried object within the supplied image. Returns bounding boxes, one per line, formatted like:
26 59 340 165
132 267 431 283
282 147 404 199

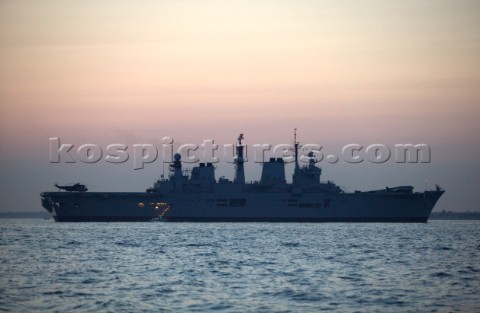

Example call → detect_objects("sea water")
0 219 479 313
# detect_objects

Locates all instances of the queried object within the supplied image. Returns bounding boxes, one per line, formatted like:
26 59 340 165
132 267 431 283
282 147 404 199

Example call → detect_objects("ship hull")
53 216 155 222
162 190 443 223
41 189 444 223
41 192 165 222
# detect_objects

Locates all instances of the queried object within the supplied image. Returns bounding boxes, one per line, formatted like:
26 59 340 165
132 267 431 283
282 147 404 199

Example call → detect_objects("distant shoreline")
429 211 480 220
1 210 480 220
0 211 51 219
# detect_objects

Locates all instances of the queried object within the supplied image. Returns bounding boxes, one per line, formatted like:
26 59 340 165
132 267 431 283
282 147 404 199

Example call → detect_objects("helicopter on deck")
54 183 88 192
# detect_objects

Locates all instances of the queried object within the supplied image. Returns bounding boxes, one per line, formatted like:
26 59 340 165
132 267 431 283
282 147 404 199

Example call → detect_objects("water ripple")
0 219 479 313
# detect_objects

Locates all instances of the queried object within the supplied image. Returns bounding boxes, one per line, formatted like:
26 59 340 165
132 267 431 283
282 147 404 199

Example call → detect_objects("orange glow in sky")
0 1 479 211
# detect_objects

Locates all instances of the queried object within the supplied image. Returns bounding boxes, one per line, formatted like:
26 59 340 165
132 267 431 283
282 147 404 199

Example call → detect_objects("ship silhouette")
41 132 444 222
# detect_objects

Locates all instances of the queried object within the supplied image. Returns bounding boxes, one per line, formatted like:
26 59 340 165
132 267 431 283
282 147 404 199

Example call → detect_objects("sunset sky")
1 0 479 212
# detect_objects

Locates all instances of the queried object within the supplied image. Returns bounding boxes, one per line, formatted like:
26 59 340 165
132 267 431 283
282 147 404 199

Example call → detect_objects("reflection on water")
1 219 479 312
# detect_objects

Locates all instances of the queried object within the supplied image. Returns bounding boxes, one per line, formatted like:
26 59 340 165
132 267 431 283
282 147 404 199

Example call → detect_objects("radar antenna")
238 133 244 145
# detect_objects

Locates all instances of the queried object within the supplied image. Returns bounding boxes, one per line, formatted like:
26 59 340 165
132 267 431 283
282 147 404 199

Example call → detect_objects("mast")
292 128 301 185
234 134 246 184
294 128 299 171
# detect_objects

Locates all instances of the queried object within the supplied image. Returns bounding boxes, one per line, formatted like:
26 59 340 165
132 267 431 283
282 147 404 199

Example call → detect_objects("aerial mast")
294 128 299 171
234 134 246 184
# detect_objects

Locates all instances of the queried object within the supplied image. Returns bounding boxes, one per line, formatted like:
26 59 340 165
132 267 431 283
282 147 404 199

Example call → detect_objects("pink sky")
0 1 479 211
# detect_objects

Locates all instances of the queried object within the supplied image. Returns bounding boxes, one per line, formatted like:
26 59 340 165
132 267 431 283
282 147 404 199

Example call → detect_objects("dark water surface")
1 219 479 312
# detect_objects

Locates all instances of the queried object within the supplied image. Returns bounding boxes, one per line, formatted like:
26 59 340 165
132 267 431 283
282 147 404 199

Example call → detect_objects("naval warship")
41 133 444 222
